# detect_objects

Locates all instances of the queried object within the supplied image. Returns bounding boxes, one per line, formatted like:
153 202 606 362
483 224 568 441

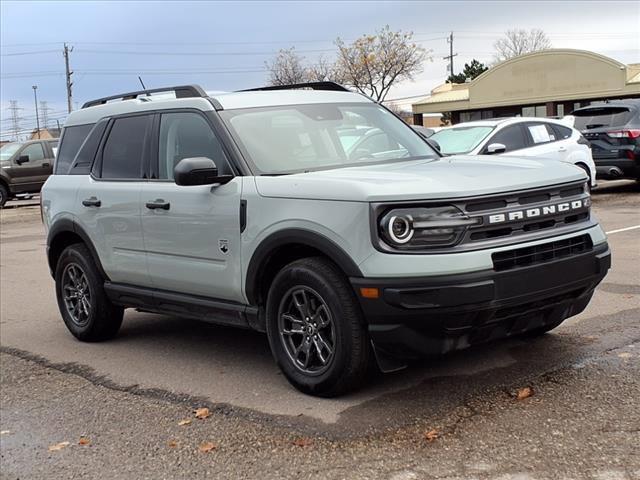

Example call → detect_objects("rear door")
520 122 566 161
75 114 152 287
140 110 243 302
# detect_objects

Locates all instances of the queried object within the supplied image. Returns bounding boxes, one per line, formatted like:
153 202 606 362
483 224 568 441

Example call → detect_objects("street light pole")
32 85 40 139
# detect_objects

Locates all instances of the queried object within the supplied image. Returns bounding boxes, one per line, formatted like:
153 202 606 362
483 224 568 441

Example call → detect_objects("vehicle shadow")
592 179 639 195
107 305 636 437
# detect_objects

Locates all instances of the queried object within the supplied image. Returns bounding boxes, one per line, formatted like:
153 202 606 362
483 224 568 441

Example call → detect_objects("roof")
210 89 368 110
65 89 370 127
445 117 574 128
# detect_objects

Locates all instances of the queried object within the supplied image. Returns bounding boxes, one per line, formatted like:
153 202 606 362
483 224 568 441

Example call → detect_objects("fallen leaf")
618 352 633 359
0 430 10 435
292 437 313 447
78 437 90 446
48 441 70 451
424 429 439 442
178 419 192 426
194 407 211 420
516 386 534 400
198 441 217 453
167 440 178 448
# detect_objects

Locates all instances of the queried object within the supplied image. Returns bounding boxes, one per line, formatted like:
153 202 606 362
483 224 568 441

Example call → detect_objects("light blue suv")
41 83 610 396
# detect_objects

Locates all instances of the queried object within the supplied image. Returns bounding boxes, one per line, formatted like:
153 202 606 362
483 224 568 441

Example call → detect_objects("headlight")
379 205 479 250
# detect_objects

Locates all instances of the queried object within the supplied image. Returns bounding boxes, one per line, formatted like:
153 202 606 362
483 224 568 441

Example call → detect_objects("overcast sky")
1 0 638 138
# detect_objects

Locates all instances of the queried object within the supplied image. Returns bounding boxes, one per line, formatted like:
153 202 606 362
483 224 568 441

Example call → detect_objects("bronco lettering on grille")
487 198 590 224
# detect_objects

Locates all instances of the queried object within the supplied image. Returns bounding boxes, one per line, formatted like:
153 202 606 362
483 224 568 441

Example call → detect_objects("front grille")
459 182 592 245
492 234 593 272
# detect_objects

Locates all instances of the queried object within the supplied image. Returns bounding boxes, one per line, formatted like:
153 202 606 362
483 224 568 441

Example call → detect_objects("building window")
481 110 494 119
557 104 565 117
522 105 547 118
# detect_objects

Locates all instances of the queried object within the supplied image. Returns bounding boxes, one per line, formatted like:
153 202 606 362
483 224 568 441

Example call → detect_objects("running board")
104 282 259 330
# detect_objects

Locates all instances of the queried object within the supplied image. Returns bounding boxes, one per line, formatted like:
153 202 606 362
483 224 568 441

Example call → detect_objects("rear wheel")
55 244 124 341
265 257 371 397
576 163 592 191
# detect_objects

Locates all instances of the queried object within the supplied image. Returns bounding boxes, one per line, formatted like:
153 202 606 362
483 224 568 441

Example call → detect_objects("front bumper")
351 242 610 361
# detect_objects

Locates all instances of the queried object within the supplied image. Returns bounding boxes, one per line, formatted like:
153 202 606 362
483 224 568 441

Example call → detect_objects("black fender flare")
245 228 363 305
47 219 109 280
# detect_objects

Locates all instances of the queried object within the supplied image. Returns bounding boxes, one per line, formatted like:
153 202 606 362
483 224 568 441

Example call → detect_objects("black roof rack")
240 81 350 93
81 85 208 109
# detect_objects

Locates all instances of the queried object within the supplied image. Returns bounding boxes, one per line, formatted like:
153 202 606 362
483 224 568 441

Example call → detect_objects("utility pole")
442 32 458 77
32 86 40 139
8 101 23 141
39 101 50 129
63 43 74 113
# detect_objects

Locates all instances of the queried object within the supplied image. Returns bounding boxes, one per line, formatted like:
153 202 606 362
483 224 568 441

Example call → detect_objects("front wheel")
265 257 371 397
55 244 124 341
0 184 8 208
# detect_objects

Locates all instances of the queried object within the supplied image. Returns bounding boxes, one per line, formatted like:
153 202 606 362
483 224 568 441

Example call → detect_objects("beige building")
412 49 640 125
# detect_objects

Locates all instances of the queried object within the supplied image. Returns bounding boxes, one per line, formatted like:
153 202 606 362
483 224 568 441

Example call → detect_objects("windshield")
430 126 494 155
0 143 21 161
220 103 437 174
573 106 634 130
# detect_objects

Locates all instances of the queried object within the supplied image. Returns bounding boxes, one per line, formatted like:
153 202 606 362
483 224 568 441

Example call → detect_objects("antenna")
138 76 147 91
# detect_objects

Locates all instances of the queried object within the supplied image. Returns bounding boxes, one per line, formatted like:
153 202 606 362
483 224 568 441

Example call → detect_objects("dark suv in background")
0 139 57 207
572 99 640 181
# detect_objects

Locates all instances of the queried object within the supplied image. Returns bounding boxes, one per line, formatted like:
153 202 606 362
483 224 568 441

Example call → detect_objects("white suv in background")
429 118 596 187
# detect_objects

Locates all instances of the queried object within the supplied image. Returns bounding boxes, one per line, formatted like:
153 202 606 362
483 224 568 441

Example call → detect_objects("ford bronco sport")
41 83 611 397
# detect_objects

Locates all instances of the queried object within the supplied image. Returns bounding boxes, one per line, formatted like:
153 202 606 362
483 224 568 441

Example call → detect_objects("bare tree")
306 55 345 83
265 47 308 86
335 26 429 102
493 29 551 62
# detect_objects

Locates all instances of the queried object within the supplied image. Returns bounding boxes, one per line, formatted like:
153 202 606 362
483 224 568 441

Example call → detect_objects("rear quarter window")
55 124 94 174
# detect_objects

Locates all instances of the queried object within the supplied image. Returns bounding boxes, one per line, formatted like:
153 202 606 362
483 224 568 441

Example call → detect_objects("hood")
254 156 586 202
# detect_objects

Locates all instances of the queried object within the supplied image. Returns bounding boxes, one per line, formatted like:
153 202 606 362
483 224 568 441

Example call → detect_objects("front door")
11 142 49 190
141 111 243 302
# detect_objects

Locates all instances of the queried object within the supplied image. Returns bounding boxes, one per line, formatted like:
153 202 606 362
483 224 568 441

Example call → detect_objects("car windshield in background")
430 126 494 155
0 143 21 161
220 103 437 174
573 106 634 130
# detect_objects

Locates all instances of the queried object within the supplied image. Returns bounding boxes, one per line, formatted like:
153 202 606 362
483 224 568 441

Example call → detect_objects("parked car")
41 83 609 397
429 118 597 187
571 99 640 181
410 125 435 138
0 139 57 207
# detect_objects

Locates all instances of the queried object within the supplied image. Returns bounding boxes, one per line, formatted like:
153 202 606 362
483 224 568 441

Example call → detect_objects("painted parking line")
606 225 640 235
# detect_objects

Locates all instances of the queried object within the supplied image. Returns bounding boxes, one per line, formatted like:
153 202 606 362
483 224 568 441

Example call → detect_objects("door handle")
146 199 170 210
82 197 101 207
43 162 50 167
558 146 567 152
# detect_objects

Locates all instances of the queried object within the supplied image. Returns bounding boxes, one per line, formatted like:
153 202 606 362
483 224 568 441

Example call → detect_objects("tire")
576 163 592 192
0 184 8 208
265 257 371 397
55 243 124 342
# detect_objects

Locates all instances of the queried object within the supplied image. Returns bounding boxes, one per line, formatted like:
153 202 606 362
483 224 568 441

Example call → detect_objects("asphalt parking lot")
1 180 639 480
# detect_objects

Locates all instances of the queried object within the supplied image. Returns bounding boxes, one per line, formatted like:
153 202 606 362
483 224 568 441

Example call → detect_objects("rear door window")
100 115 150 180
525 123 557 144
55 124 93 174
572 106 633 130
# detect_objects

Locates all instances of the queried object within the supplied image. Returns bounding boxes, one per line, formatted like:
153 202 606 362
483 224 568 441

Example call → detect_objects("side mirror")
426 139 441 153
486 143 506 155
173 157 232 186
16 155 30 165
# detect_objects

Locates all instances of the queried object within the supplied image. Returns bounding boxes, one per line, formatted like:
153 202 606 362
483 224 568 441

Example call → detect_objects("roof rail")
81 85 208 109
240 81 350 93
